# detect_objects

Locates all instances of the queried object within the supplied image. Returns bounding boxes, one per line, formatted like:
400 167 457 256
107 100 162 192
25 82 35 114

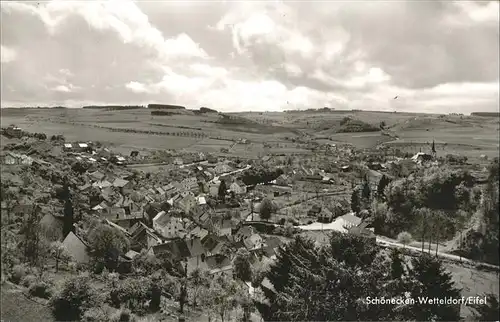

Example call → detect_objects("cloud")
1 0 498 114
1 45 17 63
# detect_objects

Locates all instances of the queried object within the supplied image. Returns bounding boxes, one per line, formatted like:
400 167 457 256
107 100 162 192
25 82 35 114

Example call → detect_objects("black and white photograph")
1 1 499 321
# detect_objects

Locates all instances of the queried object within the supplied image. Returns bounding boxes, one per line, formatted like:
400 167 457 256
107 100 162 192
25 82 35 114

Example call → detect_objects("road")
298 222 499 271
210 165 252 183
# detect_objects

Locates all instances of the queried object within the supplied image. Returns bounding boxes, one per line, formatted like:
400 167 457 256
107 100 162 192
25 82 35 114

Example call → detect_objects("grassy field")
1 108 498 160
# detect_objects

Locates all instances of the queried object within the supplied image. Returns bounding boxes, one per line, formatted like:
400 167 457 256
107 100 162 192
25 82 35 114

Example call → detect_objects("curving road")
298 221 499 271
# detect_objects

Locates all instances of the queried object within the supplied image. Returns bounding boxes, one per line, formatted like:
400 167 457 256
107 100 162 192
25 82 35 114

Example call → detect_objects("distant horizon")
2 104 498 117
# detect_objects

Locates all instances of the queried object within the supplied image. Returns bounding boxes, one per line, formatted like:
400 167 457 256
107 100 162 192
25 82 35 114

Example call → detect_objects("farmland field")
1 108 498 160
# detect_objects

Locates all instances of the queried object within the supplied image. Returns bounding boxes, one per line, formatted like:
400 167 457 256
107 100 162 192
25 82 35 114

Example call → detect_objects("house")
181 177 198 191
63 143 74 152
104 207 127 221
5 125 23 138
341 165 351 172
336 213 362 230
234 226 254 242
209 181 221 197
197 196 207 206
152 239 191 260
62 232 90 264
244 233 265 251
130 151 139 158
348 221 376 240
113 178 133 194
202 235 224 256
128 222 164 250
206 255 233 277
178 193 197 214
162 183 176 195
93 180 112 189
77 143 90 152
216 219 232 237
186 238 207 271
156 187 166 196
214 163 233 175
124 250 140 260
411 152 433 164
275 174 291 186
153 211 186 239
4 153 34 166
229 182 246 195
187 226 209 240
173 157 183 165
317 207 334 223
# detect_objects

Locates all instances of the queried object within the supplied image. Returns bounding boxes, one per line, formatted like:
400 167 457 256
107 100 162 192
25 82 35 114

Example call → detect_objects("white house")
153 211 186 239
209 181 221 197
214 163 233 175
178 193 197 214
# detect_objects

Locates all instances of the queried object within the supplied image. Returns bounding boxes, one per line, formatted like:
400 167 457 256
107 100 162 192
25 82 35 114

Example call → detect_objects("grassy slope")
1 282 55 322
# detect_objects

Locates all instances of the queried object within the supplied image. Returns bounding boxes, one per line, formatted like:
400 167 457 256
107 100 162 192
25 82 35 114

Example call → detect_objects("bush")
21 274 37 288
10 264 28 284
29 279 53 299
108 277 152 315
50 275 99 321
110 308 136 322
82 305 113 322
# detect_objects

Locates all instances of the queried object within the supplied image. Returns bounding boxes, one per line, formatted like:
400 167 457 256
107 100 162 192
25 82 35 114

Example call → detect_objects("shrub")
10 264 28 284
110 307 136 322
20 274 37 288
82 305 113 322
29 279 53 299
108 277 152 315
50 275 99 321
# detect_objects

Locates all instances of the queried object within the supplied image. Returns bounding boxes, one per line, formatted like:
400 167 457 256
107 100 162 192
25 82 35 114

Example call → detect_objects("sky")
1 0 499 114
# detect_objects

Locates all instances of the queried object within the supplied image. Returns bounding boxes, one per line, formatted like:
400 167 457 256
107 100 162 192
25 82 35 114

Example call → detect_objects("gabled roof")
125 250 140 260
186 238 205 257
206 255 232 271
89 171 105 181
113 178 130 188
62 232 90 264
153 211 171 228
105 207 127 220
339 213 362 226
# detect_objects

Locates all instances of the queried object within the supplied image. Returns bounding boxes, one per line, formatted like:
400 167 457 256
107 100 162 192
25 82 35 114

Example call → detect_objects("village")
1 123 498 321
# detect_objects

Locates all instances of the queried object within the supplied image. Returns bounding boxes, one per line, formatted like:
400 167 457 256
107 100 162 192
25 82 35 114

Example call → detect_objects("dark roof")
186 238 205 257
202 235 220 253
235 226 253 239
152 239 191 260
265 236 282 249
206 255 231 270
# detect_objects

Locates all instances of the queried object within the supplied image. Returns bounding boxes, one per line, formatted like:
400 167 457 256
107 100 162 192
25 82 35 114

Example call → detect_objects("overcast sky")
1 0 499 113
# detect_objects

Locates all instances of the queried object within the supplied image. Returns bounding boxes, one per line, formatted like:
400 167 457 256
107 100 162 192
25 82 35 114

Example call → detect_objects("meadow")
2 108 498 160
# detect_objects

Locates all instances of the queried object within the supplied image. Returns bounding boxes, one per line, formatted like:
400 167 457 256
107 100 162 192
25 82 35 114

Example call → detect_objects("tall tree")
87 224 130 271
409 254 461 321
259 198 275 221
256 233 411 321
377 175 390 200
233 248 252 282
218 180 227 202
62 181 74 238
22 204 41 267
351 190 361 214
470 293 499 322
